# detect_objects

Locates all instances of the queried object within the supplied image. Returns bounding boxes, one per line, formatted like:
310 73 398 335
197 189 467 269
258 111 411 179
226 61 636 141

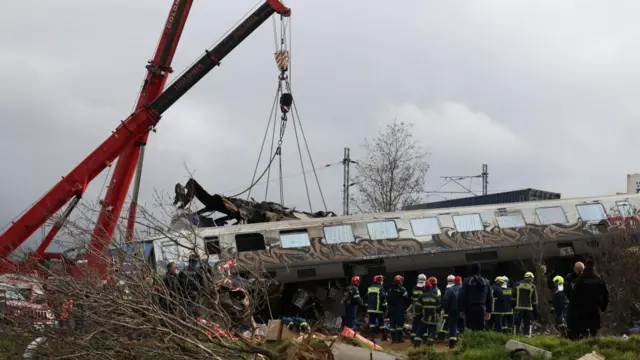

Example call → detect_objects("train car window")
160 241 179 261
280 230 311 248
410 217 441 236
366 221 398 240
453 214 484 232
616 201 635 217
235 233 266 252
203 236 221 255
496 213 526 229
535 206 568 225
323 224 355 244
576 203 607 222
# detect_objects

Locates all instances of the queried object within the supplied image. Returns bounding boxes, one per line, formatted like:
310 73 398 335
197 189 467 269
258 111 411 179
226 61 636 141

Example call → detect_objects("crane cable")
245 15 328 212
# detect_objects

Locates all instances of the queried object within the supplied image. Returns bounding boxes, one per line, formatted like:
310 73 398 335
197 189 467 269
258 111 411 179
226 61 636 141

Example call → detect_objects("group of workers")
343 261 610 349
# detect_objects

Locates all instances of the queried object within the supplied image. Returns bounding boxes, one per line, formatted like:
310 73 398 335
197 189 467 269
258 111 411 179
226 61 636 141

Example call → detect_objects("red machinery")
0 0 291 275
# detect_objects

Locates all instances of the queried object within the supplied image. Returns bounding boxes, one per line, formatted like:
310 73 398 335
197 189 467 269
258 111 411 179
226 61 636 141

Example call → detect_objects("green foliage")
412 331 640 360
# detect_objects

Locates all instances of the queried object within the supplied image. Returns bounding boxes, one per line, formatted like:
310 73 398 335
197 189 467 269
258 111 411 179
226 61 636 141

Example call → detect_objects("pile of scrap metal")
172 178 336 227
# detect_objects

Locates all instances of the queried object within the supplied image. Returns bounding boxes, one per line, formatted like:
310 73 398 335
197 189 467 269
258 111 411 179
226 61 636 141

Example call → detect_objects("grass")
407 331 640 360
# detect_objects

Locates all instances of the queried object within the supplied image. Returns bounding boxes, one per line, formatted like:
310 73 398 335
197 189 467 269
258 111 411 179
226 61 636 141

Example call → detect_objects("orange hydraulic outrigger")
0 0 291 276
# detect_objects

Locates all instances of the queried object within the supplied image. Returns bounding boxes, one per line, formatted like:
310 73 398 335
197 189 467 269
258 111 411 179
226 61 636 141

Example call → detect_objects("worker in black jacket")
409 274 427 339
179 254 208 318
387 275 409 343
551 275 568 337
457 263 492 331
499 276 515 334
570 261 609 338
343 276 363 329
565 261 584 340
513 272 538 337
366 275 388 341
415 281 439 346
442 276 462 349
489 277 507 332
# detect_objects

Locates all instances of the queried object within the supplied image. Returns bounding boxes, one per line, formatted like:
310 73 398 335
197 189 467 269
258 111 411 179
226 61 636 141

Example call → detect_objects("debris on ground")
505 339 552 359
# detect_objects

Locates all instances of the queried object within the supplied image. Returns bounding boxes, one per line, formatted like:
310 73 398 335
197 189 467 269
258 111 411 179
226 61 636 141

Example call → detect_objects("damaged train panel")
170 178 336 229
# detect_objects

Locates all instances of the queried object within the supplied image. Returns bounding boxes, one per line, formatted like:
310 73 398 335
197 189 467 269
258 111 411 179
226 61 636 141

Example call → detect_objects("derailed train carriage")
139 179 640 318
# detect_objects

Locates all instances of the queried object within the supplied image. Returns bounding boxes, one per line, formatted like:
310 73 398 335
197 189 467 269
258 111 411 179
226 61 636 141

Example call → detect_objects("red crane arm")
87 0 193 256
0 0 291 270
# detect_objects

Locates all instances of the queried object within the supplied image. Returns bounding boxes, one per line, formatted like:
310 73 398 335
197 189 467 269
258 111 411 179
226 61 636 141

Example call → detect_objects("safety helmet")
454 276 463 284
553 275 564 285
351 276 360 286
373 275 384 283
494 276 504 283
394 275 404 284
524 272 535 279
502 276 509 283
427 276 438 285
446 274 455 283
417 274 427 287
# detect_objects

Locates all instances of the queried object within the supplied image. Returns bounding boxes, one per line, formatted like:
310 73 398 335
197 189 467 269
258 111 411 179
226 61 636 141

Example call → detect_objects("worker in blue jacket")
442 275 462 349
343 276 363 329
457 263 492 331
366 274 387 341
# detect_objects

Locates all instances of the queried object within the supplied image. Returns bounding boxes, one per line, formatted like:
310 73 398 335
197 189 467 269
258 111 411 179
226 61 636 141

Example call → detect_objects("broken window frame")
410 217 441 236
323 224 355 244
535 206 568 225
616 200 635 217
576 203 608 222
235 233 266 253
452 213 484 232
159 240 179 262
203 236 221 255
366 221 398 240
496 212 526 229
280 229 311 248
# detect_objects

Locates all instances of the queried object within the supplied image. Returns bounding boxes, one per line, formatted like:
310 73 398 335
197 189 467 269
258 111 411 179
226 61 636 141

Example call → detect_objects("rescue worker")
458 263 492 331
570 261 609 338
551 275 568 336
414 280 438 346
409 274 428 339
366 274 388 341
499 276 515 334
437 275 456 341
442 274 462 349
489 276 506 332
387 275 409 343
162 262 182 314
343 276 363 330
513 272 538 337
565 261 585 340
180 254 208 318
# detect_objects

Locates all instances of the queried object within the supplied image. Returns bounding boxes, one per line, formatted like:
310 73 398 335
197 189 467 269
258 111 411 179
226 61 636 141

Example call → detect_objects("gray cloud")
1 0 639 252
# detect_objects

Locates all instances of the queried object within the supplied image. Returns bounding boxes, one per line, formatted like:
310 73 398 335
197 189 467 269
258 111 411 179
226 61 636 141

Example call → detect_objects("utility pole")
482 164 488 196
342 147 357 215
427 164 489 199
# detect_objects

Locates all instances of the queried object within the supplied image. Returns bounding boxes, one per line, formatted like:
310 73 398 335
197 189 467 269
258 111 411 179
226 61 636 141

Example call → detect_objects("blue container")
405 188 561 210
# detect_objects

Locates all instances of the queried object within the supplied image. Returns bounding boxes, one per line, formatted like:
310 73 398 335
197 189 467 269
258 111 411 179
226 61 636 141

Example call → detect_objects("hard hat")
524 272 535 279
446 275 455 283
553 275 564 285
417 274 427 281
494 276 504 283
373 275 384 283
351 276 360 285
454 276 463 284
427 276 438 285
502 276 509 282
394 275 404 283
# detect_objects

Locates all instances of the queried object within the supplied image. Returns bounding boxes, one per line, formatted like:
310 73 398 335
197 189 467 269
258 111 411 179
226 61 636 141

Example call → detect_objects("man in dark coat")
565 261 584 339
180 254 208 318
162 262 182 313
570 261 609 338
458 263 492 331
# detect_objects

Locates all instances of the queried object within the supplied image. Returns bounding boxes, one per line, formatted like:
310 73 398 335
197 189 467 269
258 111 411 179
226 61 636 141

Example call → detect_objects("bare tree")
351 120 429 213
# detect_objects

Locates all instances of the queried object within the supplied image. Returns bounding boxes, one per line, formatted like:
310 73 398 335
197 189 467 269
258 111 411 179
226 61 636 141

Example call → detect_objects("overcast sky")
1 0 639 251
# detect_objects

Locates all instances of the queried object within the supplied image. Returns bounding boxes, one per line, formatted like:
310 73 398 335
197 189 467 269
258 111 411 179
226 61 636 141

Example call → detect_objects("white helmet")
446 274 455 283
417 274 427 287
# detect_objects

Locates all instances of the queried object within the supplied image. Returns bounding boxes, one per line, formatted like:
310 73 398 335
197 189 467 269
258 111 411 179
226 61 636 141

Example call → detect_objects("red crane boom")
0 0 291 274
35 0 194 260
